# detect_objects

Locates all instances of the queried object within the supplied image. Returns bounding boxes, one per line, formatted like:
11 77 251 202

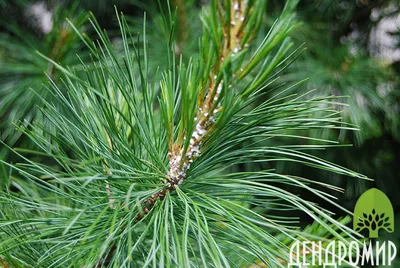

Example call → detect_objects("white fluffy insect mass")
168 81 223 185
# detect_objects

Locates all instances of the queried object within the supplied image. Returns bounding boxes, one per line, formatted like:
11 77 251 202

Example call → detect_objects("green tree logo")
353 188 394 238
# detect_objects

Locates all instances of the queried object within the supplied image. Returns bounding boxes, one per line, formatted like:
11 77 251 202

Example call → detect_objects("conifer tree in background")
265 0 400 205
0 0 398 267
0 0 88 162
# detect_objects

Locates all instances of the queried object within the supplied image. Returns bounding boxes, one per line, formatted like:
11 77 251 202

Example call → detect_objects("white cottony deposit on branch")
168 81 223 185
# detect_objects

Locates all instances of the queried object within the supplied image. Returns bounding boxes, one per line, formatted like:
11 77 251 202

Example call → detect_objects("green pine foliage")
268 0 400 204
0 0 371 267
283 18 398 145
0 1 88 149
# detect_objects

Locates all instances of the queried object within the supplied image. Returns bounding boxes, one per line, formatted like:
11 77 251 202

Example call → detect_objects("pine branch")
137 0 261 221
0 256 9 268
0 0 371 266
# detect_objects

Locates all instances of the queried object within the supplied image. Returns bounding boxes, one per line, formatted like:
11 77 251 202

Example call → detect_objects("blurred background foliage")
0 0 399 263
271 0 400 213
